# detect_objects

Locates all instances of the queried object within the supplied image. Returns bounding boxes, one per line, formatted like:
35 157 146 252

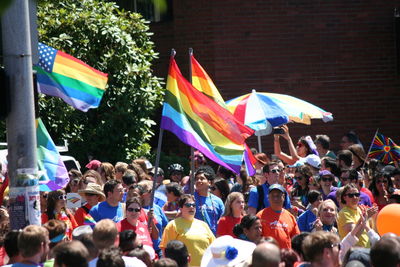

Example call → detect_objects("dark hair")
127 248 152 267
212 178 230 203
43 219 67 248
368 171 394 197
73 233 98 260
370 237 400 267
4 230 20 258
166 182 183 197
217 165 235 179
341 184 358 204
298 136 313 156
165 240 189 267
154 258 178 267
337 150 353 167
103 179 121 197
122 170 137 186
262 161 279 174
291 232 310 261
344 131 361 145
281 248 301 267
307 190 322 204
195 165 216 181
46 189 66 220
233 215 260 237
178 194 195 208
53 240 89 267
97 246 124 267
125 197 142 210
314 135 330 150
119 230 137 253
321 157 340 177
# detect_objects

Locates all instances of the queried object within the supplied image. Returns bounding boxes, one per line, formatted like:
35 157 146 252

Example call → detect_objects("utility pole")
1 0 41 229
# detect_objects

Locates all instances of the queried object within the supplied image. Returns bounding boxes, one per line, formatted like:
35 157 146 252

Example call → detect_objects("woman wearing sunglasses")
41 189 78 240
369 171 394 210
160 194 215 267
116 197 157 259
337 184 372 248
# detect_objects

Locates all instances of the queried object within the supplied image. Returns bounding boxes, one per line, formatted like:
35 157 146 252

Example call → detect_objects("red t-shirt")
256 207 300 249
360 187 375 204
217 216 242 237
116 218 154 248
74 203 92 226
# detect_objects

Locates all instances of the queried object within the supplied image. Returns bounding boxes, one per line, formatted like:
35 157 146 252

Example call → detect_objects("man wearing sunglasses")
248 161 292 216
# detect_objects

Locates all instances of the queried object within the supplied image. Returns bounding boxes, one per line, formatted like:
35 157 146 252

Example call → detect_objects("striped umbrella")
225 90 333 150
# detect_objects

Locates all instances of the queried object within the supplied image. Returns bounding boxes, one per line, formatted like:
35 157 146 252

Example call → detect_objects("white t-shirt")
89 255 146 267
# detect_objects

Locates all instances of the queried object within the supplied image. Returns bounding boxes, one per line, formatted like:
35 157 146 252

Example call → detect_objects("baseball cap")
268 183 286 194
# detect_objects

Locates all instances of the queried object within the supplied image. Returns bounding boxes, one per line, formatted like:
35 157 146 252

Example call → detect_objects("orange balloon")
376 204 400 236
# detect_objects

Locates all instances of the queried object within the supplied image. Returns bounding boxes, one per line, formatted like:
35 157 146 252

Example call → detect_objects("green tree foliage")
36 0 164 163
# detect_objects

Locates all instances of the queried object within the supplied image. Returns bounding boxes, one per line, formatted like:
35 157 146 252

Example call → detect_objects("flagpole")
362 128 379 169
189 48 195 194
150 49 176 207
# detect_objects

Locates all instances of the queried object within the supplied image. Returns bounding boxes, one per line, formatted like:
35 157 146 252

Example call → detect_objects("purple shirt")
327 188 372 207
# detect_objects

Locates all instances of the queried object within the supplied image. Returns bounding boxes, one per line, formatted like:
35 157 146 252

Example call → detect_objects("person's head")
210 177 230 202
132 159 150 175
254 153 270 169
295 165 312 186
307 190 323 208
125 197 142 223
341 184 360 209
319 170 334 190
281 248 301 267
315 135 331 155
154 258 178 267
121 169 138 187
370 236 400 267
114 162 128 180
369 171 393 197
291 232 310 261
216 165 235 179
103 179 124 203
67 169 82 193
97 246 124 267
137 180 153 204
99 162 115 181
341 131 361 150
46 189 67 219
165 182 183 202
250 242 281 267
179 194 196 220
81 170 102 187
268 184 286 211
392 168 400 189
233 215 262 244
73 233 98 261
296 136 314 157
43 219 67 249
262 161 280 185
321 157 340 177
337 150 353 168
302 231 340 266
340 169 350 185
165 240 190 267
93 219 118 250
78 182 106 207
168 163 184 182
191 150 207 169
127 248 152 267
318 199 338 226
223 192 245 217
348 144 366 167
4 230 21 262
195 165 216 192
18 225 50 261
119 230 141 255
53 240 89 267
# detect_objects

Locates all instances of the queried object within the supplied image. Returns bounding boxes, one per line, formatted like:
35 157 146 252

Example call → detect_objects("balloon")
376 204 400 236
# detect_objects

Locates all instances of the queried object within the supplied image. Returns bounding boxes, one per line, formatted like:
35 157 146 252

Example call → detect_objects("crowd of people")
0 127 400 267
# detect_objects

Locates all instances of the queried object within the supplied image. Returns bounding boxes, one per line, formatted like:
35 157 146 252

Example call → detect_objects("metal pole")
188 48 195 194
257 134 262 153
149 128 164 208
1 0 40 229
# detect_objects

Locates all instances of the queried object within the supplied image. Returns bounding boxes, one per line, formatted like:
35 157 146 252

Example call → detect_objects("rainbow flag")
36 118 69 191
83 214 96 226
191 54 227 108
161 56 254 174
368 133 400 164
34 42 108 112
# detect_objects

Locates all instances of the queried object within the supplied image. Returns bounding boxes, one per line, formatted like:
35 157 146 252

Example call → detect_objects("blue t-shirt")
297 209 317 232
194 191 224 235
143 203 169 254
248 183 292 210
89 201 124 223
3 264 40 267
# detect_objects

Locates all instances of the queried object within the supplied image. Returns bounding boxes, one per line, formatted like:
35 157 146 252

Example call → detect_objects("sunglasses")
184 203 196 208
294 176 304 180
270 169 281 174
346 192 360 198
58 195 67 200
340 177 348 181
210 186 216 191
321 177 333 182
376 179 388 184
85 193 97 197
297 143 303 147
127 207 141 212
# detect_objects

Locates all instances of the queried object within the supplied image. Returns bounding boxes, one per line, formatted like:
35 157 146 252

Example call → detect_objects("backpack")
256 185 265 212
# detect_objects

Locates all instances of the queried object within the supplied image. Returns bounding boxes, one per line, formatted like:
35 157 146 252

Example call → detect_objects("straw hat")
78 183 106 202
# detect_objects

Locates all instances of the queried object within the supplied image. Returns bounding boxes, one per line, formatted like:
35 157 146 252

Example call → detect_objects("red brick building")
121 1 400 156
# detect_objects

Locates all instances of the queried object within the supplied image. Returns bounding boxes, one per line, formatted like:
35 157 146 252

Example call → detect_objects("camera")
272 127 285 134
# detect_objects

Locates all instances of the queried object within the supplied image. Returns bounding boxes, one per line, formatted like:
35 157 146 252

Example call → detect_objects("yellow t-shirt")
337 206 370 248
160 217 215 266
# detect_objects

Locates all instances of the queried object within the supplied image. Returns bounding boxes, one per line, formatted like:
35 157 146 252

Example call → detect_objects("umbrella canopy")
225 90 333 135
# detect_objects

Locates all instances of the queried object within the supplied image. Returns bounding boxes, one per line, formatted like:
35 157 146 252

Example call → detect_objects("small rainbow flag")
83 214 96 226
34 42 108 112
368 133 400 164
161 55 254 174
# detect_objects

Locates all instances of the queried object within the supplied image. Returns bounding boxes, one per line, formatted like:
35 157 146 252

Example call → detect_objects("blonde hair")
18 225 49 258
115 162 128 174
222 192 245 217
317 199 338 221
100 162 115 181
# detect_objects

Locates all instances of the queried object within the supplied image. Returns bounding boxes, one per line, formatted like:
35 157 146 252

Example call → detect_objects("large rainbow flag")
36 118 69 191
368 133 400 164
34 42 108 112
161 56 254 174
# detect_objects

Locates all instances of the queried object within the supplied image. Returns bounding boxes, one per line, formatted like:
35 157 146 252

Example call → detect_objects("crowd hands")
0 128 400 267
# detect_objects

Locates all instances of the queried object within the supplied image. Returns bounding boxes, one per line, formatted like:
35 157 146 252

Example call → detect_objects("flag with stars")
368 133 400 164
34 42 108 112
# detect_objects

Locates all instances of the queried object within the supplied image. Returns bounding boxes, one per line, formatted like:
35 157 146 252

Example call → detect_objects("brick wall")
150 0 400 157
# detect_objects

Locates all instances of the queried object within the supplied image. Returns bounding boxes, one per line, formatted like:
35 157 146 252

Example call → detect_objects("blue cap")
268 183 286 194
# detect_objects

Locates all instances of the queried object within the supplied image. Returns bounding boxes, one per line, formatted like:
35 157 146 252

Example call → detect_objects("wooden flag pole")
189 48 195 194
